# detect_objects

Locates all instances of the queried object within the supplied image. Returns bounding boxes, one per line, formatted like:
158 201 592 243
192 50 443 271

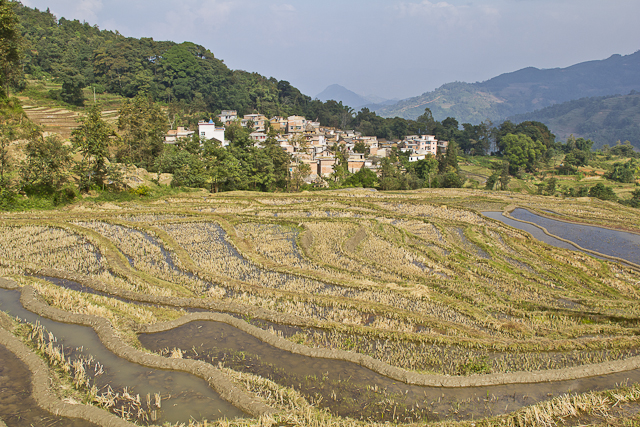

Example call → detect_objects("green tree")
343 167 378 188
416 108 436 134
379 157 402 190
538 177 557 196
71 105 114 191
0 97 28 208
485 174 498 190
0 97 25 186
610 141 637 158
497 161 511 190
245 147 274 191
225 121 252 149
499 133 546 174
621 189 640 208
202 138 241 193
608 159 637 183
155 144 204 188
354 141 367 154
413 155 438 188
264 127 290 190
20 133 73 193
0 0 21 98
588 183 617 201
117 94 168 170
438 140 460 174
59 71 86 106
290 162 311 191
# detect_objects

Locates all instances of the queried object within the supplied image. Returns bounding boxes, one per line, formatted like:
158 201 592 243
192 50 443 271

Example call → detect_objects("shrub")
588 183 617 201
52 184 78 206
129 185 151 197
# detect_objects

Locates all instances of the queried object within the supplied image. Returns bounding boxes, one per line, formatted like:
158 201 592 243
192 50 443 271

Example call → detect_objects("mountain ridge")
507 91 640 149
315 84 395 110
374 51 640 124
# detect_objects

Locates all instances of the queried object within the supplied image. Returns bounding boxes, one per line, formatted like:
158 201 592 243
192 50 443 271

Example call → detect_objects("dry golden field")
2 188 640 426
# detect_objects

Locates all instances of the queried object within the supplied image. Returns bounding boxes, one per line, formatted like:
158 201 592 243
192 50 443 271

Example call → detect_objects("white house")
402 134 448 158
198 120 228 146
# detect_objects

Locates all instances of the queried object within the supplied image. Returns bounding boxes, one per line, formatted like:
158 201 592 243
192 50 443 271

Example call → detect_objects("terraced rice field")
1 188 640 426
22 105 119 140
22 105 81 139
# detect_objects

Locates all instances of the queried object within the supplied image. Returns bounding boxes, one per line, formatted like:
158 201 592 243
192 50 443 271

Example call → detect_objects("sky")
20 0 640 101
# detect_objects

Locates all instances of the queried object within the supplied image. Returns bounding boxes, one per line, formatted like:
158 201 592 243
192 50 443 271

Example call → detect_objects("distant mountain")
316 84 394 110
508 92 640 150
375 51 640 124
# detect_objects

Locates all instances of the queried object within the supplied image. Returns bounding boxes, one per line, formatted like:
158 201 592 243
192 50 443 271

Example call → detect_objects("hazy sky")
20 0 640 100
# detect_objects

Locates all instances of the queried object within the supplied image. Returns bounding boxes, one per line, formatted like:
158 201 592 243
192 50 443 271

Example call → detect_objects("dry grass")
3 189 640 425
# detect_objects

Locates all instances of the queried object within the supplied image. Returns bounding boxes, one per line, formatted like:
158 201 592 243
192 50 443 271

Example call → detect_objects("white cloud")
270 4 295 12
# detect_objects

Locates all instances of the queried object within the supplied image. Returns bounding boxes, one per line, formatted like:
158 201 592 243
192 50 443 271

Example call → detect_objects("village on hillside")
164 110 449 185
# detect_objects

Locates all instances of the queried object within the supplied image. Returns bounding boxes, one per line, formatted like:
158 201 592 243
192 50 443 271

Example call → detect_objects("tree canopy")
0 0 21 98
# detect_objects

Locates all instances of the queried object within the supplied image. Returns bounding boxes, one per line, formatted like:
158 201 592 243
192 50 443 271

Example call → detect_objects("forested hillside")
508 92 640 150
376 51 640 124
14 2 450 140
15 3 355 126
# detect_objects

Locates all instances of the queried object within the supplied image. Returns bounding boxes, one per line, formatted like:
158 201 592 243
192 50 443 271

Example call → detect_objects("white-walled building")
402 135 449 160
198 120 228 146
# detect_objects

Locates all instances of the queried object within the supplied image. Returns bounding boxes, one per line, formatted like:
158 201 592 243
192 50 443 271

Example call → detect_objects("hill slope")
14 3 353 126
375 51 640 124
508 92 640 150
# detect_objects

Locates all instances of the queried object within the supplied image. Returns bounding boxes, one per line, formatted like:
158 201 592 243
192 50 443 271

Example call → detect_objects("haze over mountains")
315 84 396 110
372 51 640 125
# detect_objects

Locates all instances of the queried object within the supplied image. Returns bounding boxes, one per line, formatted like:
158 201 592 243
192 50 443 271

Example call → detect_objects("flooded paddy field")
510 208 640 266
0 288 247 425
139 319 640 423
2 189 640 426
482 212 577 251
0 343 99 427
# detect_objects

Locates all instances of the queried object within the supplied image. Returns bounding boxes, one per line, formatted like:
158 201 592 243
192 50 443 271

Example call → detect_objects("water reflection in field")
140 320 640 423
510 208 640 265
0 344 99 427
0 288 246 425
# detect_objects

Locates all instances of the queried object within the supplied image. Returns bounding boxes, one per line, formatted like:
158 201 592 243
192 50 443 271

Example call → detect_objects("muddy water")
482 211 577 251
0 288 247 425
510 208 640 265
0 344 98 427
140 320 640 423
